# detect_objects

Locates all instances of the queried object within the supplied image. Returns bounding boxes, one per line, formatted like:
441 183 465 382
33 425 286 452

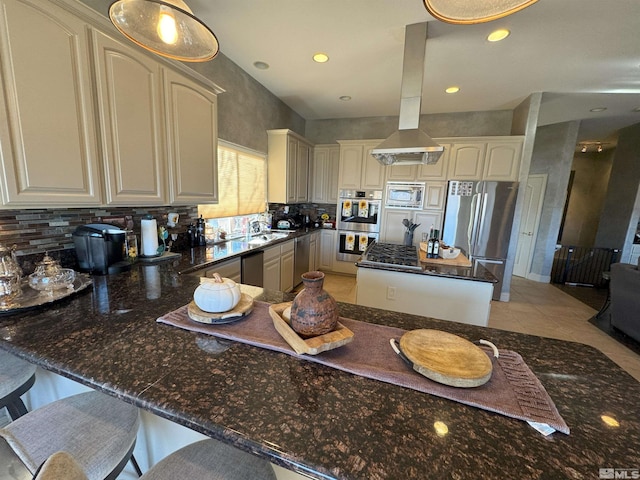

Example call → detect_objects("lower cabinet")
202 257 241 283
319 230 337 271
280 240 295 292
382 209 442 246
263 245 281 291
309 231 319 271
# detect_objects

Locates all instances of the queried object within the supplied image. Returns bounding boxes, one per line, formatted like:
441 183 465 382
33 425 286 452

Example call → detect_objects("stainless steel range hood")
371 23 444 166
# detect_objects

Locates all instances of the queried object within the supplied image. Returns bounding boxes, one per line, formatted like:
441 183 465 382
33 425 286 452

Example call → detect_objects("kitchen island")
356 243 497 326
0 259 638 479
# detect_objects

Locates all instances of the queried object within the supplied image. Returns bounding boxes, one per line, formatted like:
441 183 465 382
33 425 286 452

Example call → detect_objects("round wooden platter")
399 329 493 388
187 293 254 324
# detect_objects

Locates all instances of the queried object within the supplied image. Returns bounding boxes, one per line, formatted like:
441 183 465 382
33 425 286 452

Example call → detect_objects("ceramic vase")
290 271 338 337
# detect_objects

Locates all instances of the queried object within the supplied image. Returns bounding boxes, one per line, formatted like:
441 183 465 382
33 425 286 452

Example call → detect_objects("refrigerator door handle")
474 192 489 252
468 192 483 254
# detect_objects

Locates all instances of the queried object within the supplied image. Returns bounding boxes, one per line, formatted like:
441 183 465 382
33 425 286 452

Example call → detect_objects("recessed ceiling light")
590 107 607 112
487 29 510 42
633 107 640 112
445 86 460 94
339 96 352 101
253 61 269 70
313 53 329 63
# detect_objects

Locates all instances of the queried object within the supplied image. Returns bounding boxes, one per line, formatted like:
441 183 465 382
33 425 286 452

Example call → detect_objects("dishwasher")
294 235 310 287
241 250 264 287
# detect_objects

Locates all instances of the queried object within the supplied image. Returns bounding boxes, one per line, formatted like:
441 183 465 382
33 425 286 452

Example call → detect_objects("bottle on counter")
196 216 206 246
427 236 434 258
187 223 196 247
433 230 440 259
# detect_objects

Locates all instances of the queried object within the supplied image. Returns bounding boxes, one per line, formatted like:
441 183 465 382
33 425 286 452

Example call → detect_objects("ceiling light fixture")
445 86 460 94
109 0 219 62
581 145 587 153
578 142 609 153
590 107 607 112
313 53 330 63
487 29 510 42
423 0 538 24
339 96 352 101
253 61 270 70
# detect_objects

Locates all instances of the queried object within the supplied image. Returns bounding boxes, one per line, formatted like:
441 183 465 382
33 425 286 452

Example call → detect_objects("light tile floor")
321 272 640 382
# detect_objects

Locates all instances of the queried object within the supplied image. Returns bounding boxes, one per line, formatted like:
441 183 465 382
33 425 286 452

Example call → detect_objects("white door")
513 174 547 278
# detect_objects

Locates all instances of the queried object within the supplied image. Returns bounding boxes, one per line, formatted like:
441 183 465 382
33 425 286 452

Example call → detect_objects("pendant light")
423 0 538 24
109 0 219 62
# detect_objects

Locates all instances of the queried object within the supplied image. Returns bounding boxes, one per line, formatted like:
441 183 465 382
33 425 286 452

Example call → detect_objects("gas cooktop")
361 242 422 271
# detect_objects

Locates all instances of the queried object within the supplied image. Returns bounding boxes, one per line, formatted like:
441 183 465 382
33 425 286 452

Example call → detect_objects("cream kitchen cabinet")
386 163 417 182
483 140 523 181
267 129 312 204
309 231 319 271
263 244 281 291
164 69 219 205
319 229 337 271
311 145 340 203
423 181 447 210
338 140 385 191
280 239 295 292
0 0 102 206
202 257 241 284
448 142 487 181
381 209 442 246
92 30 167 205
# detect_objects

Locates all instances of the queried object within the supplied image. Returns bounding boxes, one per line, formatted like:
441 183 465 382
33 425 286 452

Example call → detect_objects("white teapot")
193 273 241 313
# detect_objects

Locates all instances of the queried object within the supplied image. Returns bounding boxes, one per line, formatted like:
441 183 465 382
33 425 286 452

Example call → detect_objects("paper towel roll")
141 218 159 256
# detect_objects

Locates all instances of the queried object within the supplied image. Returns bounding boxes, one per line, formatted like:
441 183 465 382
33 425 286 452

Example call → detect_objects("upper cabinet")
0 0 102 206
92 30 167 205
310 144 339 203
483 140 523 181
267 129 313 203
164 69 219 204
447 137 523 182
338 140 385 191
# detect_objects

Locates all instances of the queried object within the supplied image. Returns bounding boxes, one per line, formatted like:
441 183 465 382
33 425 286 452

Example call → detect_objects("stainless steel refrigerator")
442 180 519 301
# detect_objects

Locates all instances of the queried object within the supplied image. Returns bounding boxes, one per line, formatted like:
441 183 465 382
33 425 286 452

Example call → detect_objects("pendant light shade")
109 0 219 62
423 0 538 24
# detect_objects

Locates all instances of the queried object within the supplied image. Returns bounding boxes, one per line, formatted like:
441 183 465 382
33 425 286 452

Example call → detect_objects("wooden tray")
419 248 472 267
187 293 254 324
399 329 492 388
268 302 354 355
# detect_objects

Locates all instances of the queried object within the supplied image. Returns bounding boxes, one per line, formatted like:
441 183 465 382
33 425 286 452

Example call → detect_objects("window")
199 141 266 218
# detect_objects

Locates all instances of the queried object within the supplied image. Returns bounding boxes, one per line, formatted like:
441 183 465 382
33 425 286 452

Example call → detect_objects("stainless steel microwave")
385 182 425 209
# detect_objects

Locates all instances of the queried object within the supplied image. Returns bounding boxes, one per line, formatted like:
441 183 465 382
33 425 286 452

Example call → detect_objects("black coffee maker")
72 223 131 274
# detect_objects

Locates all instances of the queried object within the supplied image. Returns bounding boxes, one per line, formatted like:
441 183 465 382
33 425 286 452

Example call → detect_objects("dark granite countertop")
175 228 319 275
0 261 638 479
356 259 497 283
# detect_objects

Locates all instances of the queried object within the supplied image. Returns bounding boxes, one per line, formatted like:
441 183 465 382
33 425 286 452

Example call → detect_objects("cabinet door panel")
449 143 486 180
286 136 297 203
386 163 416 182
361 142 385 189
416 143 450 180
483 141 522 181
413 212 443 247
327 147 340 203
0 0 101 205
296 141 310 202
311 147 328 203
319 230 336 271
382 210 411 244
93 30 166 205
424 182 446 210
164 69 218 204
338 145 363 190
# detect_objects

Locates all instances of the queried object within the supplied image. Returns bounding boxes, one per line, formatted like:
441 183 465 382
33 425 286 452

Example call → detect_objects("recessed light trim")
339 96 352 101
313 53 329 63
253 61 270 70
633 107 640 112
445 86 460 94
590 107 607 112
487 29 510 42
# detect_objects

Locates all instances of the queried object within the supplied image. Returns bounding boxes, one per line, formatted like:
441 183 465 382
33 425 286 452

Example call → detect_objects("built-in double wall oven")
337 189 382 262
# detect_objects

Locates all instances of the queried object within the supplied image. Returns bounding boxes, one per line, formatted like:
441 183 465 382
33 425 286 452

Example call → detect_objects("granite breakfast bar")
0 257 639 479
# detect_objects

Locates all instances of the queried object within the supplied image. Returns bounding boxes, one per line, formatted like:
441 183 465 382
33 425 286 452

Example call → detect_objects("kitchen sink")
247 232 289 246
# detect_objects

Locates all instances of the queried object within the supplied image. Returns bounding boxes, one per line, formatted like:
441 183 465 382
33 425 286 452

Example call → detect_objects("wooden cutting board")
418 248 472 267
399 329 492 387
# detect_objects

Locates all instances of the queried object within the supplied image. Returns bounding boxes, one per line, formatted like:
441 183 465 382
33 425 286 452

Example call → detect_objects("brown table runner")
157 301 569 434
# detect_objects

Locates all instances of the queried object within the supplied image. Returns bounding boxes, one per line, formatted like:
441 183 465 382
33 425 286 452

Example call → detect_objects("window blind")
199 142 266 218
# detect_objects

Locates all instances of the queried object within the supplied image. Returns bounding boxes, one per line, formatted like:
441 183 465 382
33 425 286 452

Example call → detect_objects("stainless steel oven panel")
337 191 382 233
337 231 378 262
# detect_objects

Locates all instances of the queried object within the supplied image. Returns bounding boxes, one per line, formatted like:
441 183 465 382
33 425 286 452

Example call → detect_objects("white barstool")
0 350 36 421
31 438 277 480
0 390 141 480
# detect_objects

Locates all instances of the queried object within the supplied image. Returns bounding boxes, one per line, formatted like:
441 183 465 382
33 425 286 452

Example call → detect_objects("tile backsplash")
0 206 198 272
